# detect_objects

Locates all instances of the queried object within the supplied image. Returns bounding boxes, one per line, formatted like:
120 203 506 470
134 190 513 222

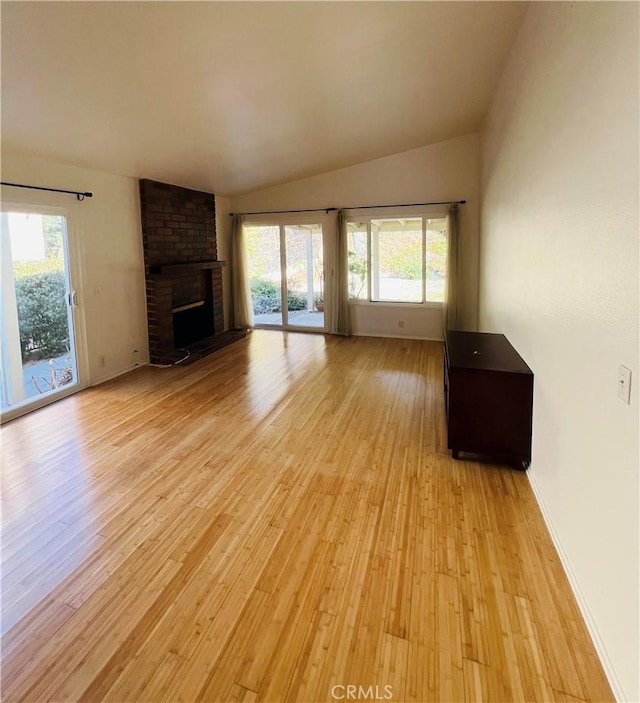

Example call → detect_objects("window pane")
245 225 283 326
426 218 447 302
371 218 422 303
1 212 78 410
284 224 324 329
347 223 368 300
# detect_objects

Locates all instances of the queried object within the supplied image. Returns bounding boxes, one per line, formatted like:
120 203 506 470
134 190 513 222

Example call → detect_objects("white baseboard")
90 361 148 387
527 470 625 702
351 331 444 342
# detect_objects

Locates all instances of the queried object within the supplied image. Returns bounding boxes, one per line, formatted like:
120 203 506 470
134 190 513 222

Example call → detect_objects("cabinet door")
448 369 532 460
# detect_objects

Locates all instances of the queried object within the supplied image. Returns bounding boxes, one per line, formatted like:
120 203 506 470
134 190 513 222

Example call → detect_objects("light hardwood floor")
1 331 613 703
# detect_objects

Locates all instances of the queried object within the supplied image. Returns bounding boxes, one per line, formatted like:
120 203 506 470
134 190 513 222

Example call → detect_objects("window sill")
348 300 443 309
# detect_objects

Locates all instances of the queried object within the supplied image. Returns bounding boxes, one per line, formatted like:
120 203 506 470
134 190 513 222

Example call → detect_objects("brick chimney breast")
139 179 242 364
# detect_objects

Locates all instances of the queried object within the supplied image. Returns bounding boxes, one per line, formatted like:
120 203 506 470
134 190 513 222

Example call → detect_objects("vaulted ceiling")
1 2 527 196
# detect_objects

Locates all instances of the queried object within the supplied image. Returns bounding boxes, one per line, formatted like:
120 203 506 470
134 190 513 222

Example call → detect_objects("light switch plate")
618 365 632 404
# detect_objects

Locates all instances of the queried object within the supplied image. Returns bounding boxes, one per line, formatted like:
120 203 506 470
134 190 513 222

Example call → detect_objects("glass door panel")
284 224 324 330
245 224 283 327
1 211 79 413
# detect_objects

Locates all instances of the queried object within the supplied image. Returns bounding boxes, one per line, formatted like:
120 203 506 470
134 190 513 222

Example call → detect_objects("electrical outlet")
398 320 405 329
98 355 106 368
618 365 631 404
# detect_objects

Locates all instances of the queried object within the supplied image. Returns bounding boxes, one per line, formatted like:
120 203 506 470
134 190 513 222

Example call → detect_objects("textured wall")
479 4 639 699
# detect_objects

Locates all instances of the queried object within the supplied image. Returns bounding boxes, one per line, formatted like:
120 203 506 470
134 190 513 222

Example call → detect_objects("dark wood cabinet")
444 331 533 468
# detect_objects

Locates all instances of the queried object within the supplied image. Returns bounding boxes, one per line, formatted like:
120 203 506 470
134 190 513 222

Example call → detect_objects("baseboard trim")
90 361 149 387
527 470 626 702
351 331 444 342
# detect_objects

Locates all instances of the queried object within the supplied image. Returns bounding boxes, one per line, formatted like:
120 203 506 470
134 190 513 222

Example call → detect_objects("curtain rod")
229 199 466 217
1 181 93 201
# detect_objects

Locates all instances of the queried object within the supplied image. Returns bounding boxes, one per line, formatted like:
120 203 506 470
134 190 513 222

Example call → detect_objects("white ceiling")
1 2 527 196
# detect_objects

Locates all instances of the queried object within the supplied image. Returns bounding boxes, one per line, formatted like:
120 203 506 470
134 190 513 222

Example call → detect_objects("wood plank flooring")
1 331 613 702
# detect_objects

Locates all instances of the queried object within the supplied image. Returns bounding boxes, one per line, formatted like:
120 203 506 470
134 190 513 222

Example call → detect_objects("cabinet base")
450 448 530 471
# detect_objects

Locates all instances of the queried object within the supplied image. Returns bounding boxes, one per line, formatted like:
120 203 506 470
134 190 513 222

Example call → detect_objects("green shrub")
250 279 280 314
286 293 307 311
348 251 367 299
250 279 307 315
14 269 69 361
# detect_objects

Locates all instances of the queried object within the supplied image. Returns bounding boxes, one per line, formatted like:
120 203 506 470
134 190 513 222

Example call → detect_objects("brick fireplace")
139 179 244 365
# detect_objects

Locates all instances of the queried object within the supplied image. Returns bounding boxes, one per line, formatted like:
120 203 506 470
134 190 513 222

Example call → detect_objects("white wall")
229 133 480 338
1 151 149 385
479 4 639 700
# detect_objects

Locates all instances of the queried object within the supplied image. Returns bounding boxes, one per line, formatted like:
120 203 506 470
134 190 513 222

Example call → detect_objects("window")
346 214 447 304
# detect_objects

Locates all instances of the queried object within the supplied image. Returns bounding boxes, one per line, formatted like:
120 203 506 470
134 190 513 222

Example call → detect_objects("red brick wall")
140 179 217 266
139 179 224 363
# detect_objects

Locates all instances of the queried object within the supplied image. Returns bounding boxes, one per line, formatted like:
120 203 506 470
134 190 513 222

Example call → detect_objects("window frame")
344 205 449 307
0 195 90 422
242 212 329 332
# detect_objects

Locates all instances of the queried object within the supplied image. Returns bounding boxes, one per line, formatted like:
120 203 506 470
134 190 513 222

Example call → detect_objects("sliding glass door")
245 221 325 331
1 207 83 418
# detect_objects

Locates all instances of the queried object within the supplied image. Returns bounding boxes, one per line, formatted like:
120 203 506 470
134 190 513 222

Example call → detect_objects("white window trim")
344 204 449 220
349 300 443 309
242 211 330 228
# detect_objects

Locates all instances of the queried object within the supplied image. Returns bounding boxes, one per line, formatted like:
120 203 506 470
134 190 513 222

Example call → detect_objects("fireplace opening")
173 300 214 348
